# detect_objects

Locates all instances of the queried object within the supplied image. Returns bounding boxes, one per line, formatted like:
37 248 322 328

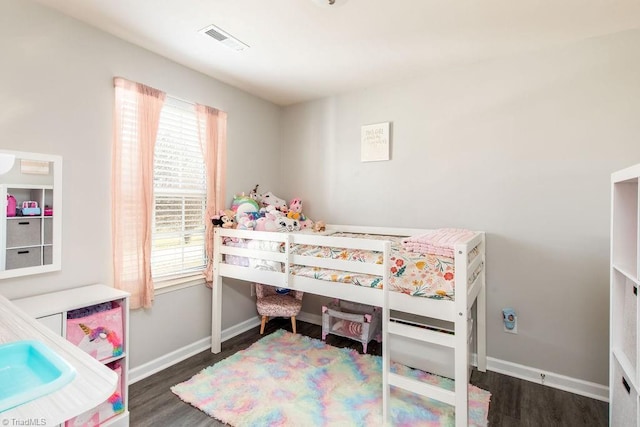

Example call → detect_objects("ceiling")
34 0 640 106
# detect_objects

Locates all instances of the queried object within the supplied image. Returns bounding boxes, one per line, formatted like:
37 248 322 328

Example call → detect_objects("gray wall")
3 0 640 387
280 29 640 386
0 0 279 368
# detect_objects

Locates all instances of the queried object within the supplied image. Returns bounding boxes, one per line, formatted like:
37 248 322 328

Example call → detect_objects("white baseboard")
130 312 609 402
298 311 322 326
302 310 608 401
128 336 211 384
483 356 608 402
129 317 260 384
221 316 261 342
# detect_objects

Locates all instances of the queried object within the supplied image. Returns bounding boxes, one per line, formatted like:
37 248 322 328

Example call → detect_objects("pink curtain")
196 104 227 286
112 77 166 309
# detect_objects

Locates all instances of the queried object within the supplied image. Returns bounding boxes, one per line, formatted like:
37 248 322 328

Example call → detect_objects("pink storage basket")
65 362 124 427
66 303 123 361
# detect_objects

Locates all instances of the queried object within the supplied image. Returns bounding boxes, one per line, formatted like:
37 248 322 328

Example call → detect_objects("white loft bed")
210 224 487 427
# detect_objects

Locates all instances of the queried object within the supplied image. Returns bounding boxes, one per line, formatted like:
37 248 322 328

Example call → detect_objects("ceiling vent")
311 0 349 7
199 24 249 51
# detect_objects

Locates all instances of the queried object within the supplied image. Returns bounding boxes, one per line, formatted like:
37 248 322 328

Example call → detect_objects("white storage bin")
611 360 638 427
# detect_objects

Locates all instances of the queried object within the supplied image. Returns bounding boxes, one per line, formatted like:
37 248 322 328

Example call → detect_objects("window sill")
154 273 206 295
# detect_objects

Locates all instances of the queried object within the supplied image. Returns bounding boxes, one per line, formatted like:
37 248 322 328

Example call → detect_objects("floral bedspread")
290 233 457 299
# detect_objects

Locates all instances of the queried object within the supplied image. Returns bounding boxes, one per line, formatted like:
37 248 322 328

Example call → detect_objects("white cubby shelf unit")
611 163 640 426
12 284 130 427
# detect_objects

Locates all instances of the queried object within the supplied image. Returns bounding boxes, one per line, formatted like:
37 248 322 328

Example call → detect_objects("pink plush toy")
288 197 314 230
255 208 282 232
255 209 300 232
287 198 303 220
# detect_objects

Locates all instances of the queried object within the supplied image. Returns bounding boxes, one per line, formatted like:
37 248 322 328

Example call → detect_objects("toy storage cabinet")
1 185 54 270
12 284 130 427
611 164 640 426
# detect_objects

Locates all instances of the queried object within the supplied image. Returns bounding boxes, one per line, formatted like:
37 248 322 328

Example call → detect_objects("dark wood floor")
129 319 608 426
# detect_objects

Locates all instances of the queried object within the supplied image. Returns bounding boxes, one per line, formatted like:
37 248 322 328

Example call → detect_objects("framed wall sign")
361 122 390 162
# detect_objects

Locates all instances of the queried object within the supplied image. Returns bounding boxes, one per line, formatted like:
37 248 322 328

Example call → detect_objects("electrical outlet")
502 308 517 334
503 316 517 334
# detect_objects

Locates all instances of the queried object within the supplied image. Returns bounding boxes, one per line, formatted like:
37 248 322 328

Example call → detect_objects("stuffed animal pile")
212 185 322 233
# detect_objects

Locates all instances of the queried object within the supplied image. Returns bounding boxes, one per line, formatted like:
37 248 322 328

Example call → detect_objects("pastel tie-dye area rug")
171 330 490 426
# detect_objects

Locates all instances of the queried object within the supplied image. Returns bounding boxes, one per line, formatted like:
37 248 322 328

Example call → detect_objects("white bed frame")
211 224 487 427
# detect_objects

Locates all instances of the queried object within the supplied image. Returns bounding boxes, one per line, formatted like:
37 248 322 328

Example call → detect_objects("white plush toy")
274 217 300 232
260 191 288 213
236 212 257 230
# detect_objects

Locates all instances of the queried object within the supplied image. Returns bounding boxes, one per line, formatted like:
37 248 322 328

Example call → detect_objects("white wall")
281 29 640 386
0 0 280 368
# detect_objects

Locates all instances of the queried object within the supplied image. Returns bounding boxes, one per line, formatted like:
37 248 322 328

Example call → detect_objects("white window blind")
151 96 207 280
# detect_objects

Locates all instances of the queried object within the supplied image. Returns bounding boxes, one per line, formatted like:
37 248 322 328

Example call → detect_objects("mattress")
290 233 459 299
222 232 481 299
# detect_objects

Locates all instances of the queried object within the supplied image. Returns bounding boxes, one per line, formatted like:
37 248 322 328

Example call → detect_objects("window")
113 77 226 307
151 96 207 283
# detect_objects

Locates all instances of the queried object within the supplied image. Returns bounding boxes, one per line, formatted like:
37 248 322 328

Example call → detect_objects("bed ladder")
382 315 470 427
382 267 470 426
